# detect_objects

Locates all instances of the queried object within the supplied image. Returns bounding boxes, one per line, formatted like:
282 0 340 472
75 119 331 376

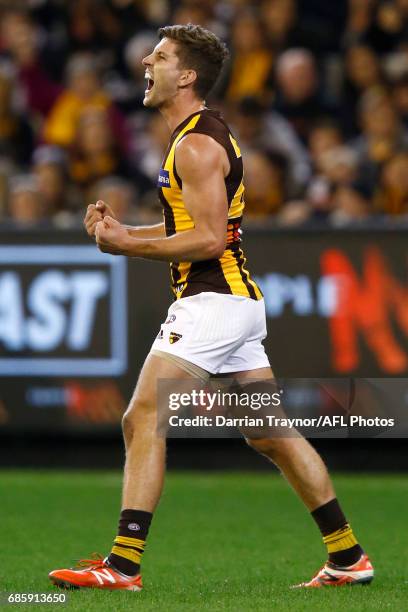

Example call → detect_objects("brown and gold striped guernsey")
157 108 262 301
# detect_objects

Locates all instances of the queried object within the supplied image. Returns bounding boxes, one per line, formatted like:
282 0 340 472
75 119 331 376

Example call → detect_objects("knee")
245 436 289 460
121 410 134 441
121 394 154 440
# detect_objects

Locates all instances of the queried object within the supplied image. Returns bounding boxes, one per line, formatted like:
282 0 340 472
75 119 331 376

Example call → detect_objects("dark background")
0 227 407 470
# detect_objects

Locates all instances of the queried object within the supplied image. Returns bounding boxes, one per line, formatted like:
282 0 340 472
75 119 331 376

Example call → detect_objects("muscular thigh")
232 366 274 382
126 353 196 419
221 366 284 442
213 366 274 383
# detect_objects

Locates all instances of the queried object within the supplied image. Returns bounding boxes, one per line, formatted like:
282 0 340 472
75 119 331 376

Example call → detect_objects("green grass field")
2 471 407 611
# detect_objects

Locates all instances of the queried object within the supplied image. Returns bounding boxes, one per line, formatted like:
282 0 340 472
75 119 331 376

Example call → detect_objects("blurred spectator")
343 0 376 47
32 145 79 220
261 0 298 50
106 32 157 113
222 11 274 102
132 112 170 191
124 32 156 84
344 0 408 53
260 0 329 52
171 3 213 29
342 44 384 134
0 9 61 116
352 88 408 187
274 48 337 142
306 120 347 214
307 145 359 217
276 199 312 226
65 1 167 63
374 151 408 215
170 0 227 40
308 119 344 165
66 0 123 56
231 96 310 195
69 108 131 197
330 181 372 226
0 10 39 70
43 53 129 155
106 0 170 39
280 156 370 227
92 176 137 223
0 65 34 166
0 0 407 228
391 74 408 127
243 149 288 218
366 1 408 53
6 174 48 227
318 146 359 186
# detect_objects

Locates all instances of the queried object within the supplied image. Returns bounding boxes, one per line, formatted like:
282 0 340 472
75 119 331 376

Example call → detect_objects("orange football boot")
293 553 374 588
49 553 142 591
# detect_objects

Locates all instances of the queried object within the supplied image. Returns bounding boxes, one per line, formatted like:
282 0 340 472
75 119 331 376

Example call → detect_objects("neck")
159 97 206 133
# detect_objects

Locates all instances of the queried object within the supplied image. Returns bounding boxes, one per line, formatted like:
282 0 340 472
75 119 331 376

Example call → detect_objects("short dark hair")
158 23 229 99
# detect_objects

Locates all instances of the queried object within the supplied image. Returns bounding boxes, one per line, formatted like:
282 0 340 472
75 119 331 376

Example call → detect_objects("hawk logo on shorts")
169 332 182 344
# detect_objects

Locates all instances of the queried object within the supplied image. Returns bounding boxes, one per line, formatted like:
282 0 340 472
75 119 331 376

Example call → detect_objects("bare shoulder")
175 133 228 178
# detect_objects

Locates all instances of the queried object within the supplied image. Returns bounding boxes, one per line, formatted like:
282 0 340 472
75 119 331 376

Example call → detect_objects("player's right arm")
84 200 165 239
126 223 165 239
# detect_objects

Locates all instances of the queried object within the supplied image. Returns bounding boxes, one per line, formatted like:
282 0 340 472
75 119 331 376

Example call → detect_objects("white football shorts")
150 291 270 375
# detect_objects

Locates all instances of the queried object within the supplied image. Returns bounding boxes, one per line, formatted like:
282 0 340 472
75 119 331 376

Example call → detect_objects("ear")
178 69 197 89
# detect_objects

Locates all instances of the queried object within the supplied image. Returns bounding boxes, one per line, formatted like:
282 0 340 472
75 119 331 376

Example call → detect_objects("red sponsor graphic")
66 381 126 424
321 247 408 373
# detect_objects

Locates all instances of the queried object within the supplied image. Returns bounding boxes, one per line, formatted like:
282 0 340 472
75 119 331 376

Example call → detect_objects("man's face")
142 38 187 108
278 60 317 103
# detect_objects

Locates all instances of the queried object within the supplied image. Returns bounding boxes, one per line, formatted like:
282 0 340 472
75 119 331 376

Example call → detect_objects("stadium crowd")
0 0 407 228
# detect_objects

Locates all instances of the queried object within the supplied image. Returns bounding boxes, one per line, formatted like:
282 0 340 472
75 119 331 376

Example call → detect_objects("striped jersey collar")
171 107 220 139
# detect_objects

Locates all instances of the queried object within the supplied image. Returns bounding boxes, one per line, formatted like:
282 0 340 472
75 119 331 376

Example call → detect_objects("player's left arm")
95 134 229 261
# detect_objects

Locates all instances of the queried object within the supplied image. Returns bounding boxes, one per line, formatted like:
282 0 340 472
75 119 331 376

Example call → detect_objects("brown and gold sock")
311 498 363 567
108 509 152 576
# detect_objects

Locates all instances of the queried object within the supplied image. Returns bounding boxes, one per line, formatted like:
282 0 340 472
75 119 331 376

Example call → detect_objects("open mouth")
146 78 154 91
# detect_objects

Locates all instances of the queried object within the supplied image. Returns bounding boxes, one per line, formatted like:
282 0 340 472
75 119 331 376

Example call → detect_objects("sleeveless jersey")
157 108 262 301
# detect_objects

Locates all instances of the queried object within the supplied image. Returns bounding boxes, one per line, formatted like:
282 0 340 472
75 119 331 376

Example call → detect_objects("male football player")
49 24 373 590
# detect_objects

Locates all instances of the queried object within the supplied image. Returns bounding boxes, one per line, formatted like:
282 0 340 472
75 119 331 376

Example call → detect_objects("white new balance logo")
90 568 116 585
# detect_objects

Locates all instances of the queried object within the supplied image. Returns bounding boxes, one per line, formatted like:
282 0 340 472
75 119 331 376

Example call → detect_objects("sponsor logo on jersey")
156 329 163 340
158 169 170 187
169 332 182 344
165 314 176 324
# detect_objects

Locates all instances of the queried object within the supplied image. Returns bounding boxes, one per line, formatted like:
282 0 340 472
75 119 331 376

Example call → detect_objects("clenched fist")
84 200 115 237
95 215 129 255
